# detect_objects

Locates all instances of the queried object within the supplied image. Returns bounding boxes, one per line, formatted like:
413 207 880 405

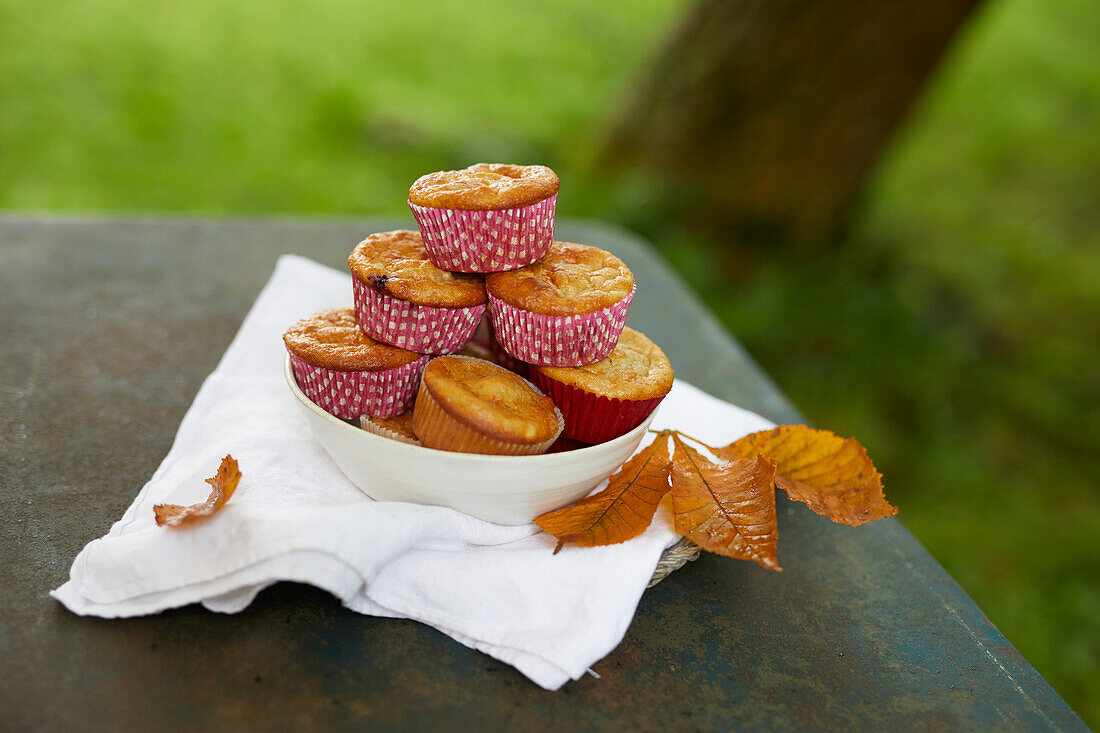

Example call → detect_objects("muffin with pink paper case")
408 163 559 273
486 241 635 367
530 327 673 444
348 230 487 354
284 307 429 420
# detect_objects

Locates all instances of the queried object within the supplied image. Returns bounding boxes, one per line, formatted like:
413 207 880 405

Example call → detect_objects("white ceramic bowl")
285 355 656 525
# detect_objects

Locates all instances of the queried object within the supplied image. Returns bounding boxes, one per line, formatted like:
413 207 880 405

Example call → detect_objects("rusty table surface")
0 217 1086 731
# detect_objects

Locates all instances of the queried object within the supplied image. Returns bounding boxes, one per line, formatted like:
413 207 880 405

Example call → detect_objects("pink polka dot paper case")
288 353 429 420
408 194 557 273
487 284 636 368
352 277 485 355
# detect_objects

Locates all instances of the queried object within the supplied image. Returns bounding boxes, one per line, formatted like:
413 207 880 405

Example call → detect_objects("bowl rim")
284 353 655 464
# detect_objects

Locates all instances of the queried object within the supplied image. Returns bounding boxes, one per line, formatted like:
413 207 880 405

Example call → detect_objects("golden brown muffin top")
284 307 421 372
485 241 634 315
422 356 561 444
408 163 560 210
364 410 418 441
348 230 487 309
533 327 674 401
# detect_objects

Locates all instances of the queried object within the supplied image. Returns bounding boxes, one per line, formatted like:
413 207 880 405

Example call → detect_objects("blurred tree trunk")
603 0 982 247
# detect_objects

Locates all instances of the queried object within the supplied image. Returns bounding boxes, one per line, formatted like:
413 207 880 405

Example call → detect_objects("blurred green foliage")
1 0 1096 723
846 0 1098 711
0 0 677 210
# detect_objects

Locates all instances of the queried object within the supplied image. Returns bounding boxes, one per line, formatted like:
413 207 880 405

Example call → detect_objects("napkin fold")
51 254 775 690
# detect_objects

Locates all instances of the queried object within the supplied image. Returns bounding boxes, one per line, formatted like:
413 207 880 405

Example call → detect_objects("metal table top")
0 217 1085 730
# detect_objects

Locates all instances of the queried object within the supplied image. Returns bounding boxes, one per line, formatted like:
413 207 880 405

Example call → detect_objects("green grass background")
2 0 1097 722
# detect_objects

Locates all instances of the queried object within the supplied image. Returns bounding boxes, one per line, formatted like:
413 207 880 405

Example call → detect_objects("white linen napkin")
51 254 775 690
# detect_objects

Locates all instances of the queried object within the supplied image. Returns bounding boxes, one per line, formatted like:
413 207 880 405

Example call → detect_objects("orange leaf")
670 435 781 570
154 455 242 528
535 432 673 551
718 426 896 527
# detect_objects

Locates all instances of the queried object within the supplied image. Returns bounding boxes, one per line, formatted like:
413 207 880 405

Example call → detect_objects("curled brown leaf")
154 455 241 528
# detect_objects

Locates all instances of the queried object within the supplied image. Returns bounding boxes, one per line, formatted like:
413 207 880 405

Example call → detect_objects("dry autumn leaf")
534 432 673 552
154 455 242 528
717 425 896 527
670 435 781 571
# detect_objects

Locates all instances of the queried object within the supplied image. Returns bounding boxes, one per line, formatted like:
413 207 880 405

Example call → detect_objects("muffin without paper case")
412 356 563 455
284 307 429 420
486 241 635 367
408 164 559 273
348 230 487 354
530 327 673 444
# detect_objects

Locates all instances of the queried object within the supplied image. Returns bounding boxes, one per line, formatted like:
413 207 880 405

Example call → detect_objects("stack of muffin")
283 163 674 456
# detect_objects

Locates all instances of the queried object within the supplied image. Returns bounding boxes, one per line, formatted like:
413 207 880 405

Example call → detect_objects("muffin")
348 230 487 354
360 409 420 445
408 163 559 273
412 356 563 455
530 327 673 444
486 241 636 367
284 307 429 419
